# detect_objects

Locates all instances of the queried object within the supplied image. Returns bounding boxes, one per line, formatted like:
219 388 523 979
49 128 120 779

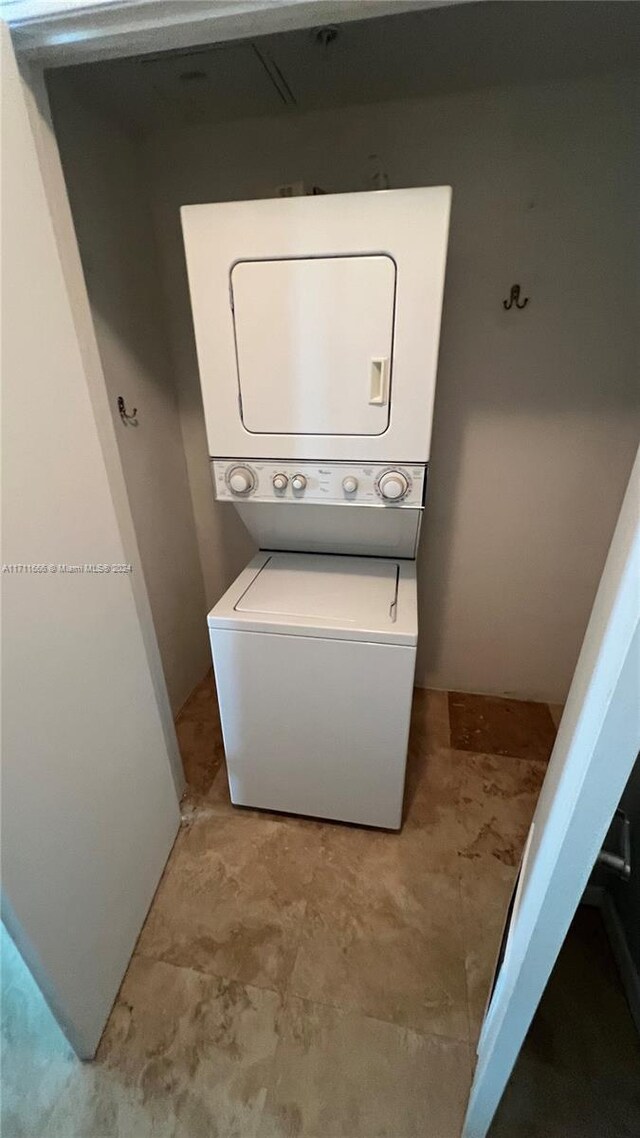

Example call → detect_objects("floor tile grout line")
286 842 472 1047
453 752 556 768
132 942 472 1051
132 945 285 1002
452 751 555 768
255 987 473 1138
282 983 473 1050
456 865 482 1051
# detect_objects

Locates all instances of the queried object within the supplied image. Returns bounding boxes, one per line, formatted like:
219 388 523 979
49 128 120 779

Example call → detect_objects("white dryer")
208 553 417 830
181 187 451 464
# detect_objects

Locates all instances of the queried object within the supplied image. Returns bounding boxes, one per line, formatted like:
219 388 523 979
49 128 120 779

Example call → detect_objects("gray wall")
50 88 211 713
144 71 640 702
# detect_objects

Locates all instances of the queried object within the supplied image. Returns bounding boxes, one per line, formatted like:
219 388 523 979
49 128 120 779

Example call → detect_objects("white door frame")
2 0 468 67
463 445 640 1137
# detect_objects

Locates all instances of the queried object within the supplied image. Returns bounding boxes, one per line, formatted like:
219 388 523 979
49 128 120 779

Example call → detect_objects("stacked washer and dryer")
182 187 450 829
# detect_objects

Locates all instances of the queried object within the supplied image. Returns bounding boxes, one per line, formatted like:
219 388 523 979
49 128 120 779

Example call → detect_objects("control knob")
291 473 307 492
272 473 288 492
342 476 358 495
378 470 409 502
227 465 255 496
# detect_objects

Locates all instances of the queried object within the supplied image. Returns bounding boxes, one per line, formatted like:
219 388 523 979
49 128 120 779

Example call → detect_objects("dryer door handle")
369 357 390 406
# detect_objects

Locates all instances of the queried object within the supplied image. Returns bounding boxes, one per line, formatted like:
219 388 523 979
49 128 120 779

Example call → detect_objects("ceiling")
48 2 640 135
6 0 447 63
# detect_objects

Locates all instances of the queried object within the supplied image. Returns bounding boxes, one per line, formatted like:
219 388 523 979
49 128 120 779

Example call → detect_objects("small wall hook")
503 284 529 310
117 396 138 425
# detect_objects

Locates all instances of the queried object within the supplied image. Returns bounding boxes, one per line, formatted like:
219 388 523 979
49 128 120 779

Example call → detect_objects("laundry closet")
41 11 638 735
3 5 640 1133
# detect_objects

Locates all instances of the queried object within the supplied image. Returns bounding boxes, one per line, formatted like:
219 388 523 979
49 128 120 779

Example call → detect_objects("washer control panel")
213 461 426 506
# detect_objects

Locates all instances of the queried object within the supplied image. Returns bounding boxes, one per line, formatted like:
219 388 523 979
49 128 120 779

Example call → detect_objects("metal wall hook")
117 396 138 425
503 284 529 310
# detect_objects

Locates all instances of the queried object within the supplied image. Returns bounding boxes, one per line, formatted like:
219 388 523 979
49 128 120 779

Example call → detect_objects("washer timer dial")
377 470 409 502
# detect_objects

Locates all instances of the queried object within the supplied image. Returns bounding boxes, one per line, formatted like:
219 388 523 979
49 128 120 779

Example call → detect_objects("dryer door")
231 255 396 437
181 188 451 463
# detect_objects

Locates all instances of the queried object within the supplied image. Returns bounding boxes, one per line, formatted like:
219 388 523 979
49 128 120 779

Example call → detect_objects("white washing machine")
208 552 417 830
182 187 451 828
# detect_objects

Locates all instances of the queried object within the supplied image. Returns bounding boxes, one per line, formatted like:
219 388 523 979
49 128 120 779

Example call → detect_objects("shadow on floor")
490 905 640 1138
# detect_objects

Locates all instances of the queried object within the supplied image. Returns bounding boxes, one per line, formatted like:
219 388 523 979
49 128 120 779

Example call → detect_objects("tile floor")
4 679 559 1138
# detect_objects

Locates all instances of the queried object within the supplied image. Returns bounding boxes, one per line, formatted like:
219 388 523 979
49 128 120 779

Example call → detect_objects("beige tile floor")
3 677 559 1138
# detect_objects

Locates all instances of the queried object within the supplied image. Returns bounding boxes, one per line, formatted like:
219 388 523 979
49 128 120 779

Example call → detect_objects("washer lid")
208 552 417 645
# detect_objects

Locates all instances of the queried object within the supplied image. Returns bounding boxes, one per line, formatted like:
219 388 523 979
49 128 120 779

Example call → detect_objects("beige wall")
144 71 639 703
49 87 211 713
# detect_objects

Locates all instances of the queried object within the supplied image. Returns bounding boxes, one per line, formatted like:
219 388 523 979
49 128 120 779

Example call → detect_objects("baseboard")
415 680 560 705
582 885 640 1037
